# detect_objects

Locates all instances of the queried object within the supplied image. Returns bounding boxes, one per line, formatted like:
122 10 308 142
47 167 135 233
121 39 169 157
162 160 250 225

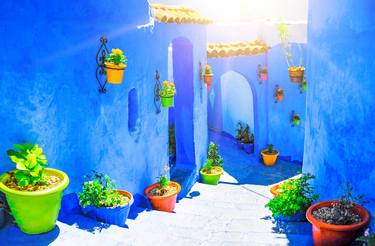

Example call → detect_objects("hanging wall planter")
288 66 305 83
104 48 127 84
160 80 176 108
300 79 307 93
202 64 213 91
257 65 268 84
0 143 69 234
274 85 284 102
291 112 301 126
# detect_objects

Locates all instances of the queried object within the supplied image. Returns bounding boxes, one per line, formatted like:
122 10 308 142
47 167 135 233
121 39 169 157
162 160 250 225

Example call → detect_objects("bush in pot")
241 124 254 154
0 143 69 234
144 166 181 212
235 122 244 149
306 182 370 246
266 174 319 221
200 142 224 185
78 171 133 227
202 64 213 91
261 144 279 166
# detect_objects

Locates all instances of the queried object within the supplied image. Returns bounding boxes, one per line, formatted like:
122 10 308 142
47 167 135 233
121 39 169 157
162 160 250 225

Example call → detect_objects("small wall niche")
128 88 138 132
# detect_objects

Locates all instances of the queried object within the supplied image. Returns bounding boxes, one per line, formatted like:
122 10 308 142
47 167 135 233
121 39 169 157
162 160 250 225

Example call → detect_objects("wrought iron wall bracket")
154 70 162 114
96 36 109 94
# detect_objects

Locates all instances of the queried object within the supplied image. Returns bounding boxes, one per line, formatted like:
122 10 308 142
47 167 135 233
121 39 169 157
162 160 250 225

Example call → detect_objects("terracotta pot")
105 62 126 84
261 150 279 166
144 181 181 212
260 72 268 81
288 68 304 83
276 94 284 101
270 184 281 197
306 200 370 246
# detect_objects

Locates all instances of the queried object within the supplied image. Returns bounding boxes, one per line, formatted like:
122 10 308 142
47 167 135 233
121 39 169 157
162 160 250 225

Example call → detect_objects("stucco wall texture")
303 0 375 216
0 1 208 204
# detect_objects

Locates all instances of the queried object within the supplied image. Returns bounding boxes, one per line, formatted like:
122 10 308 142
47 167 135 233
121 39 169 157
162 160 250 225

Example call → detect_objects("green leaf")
13 143 32 152
30 165 42 177
15 171 31 187
15 160 28 170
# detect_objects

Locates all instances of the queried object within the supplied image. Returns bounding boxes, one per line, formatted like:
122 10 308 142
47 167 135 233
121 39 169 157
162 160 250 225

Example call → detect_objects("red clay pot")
306 200 370 246
204 75 213 91
270 184 281 197
144 181 181 212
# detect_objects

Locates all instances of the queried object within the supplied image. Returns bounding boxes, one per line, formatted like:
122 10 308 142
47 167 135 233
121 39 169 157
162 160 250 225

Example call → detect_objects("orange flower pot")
270 184 281 197
261 149 279 166
306 200 370 246
105 62 126 84
144 181 181 212
204 74 213 91
276 94 284 101
288 68 304 83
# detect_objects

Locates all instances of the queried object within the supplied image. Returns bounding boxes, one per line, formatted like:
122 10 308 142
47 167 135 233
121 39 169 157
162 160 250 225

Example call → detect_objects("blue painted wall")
208 44 306 161
303 0 375 217
0 1 208 209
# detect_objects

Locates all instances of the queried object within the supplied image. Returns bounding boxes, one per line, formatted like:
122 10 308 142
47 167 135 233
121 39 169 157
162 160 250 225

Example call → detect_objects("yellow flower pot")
105 62 126 84
261 149 279 166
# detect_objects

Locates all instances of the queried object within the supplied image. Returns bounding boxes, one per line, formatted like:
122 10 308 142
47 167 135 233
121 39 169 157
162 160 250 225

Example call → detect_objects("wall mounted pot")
144 181 181 212
288 67 305 83
204 74 213 91
276 94 284 101
260 72 268 81
261 150 279 166
244 143 254 154
80 190 133 227
200 166 224 185
306 200 370 246
104 62 126 84
0 168 69 234
270 184 281 197
160 96 174 108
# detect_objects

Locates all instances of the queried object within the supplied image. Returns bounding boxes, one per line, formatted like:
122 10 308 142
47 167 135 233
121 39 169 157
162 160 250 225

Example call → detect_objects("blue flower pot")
235 140 244 149
274 212 306 222
0 208 5 228
80 190 133 227
243 143 254 154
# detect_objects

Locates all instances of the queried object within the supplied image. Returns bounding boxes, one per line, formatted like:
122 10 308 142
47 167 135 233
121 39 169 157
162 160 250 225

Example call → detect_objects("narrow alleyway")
0 131 312 246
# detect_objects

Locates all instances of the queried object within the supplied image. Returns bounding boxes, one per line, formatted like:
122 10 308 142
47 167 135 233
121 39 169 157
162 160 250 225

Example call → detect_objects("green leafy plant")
157 166 170 189
357 217 375 245
266 173 319 217
202 159 213 174
207 142 224 168
160 80 176 97
78 171 127 208
313 181 366 225
275 88 284 96
105 48 127 66
276 22 303 68
236 122 244 141
204 64 213 75
6 143 48 187
265 144 277 155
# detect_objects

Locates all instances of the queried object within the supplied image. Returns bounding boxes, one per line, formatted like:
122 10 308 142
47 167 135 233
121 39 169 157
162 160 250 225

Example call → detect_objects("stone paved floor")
0 131 312 246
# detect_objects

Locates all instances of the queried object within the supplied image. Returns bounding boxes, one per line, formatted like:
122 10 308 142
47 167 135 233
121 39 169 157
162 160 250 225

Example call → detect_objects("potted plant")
235 122 244 149
78 171 133 227
257 65 268 83
241 124 254 154
0 143 69 234
277 22 305 83
200 142 224 185
202 64 213 91
261 144 279 166
292 113 301 126
300 79 307 92
105 48 127 84
306 182 370 246
266 174 319 221
275 87 284 102
160 80 176 108
144 166 181 212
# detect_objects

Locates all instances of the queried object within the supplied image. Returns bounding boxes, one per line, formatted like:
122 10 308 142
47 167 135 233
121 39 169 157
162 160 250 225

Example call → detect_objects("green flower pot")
200 167 224 185
0 168 69 234
161 96 174 108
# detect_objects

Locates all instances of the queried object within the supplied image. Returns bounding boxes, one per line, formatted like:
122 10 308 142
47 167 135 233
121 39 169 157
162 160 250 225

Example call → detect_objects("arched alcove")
220 71 254 136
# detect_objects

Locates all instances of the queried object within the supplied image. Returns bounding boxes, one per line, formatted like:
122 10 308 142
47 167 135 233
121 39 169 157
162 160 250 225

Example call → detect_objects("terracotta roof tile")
207 40 270 58
151 4 212 25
